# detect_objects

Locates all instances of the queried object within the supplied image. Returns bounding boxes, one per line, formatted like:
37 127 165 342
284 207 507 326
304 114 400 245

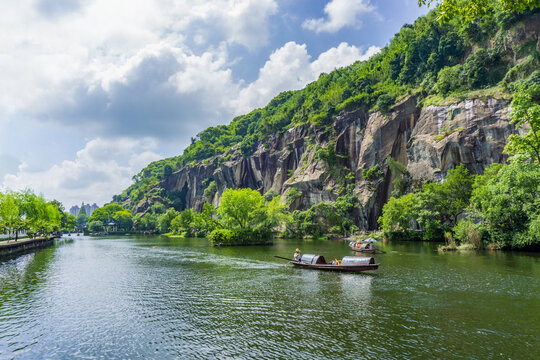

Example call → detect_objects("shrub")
88 221 104 233
376 94 395 113
203 181 217 201
453 219 485 249
362 164 383 181
436 65 463 95
209 228 272 246
383 230 424 241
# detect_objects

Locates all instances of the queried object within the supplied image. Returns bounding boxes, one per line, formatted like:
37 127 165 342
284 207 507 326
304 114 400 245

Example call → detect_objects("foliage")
378 193 418 232
504 74 540 163
418 164 474 226
287 187 359 238
436 65 463 95
208 228 271 246
169 209 196 235
88 221 104 233
418 0 539 23
89 204 124 223
76 213 89 229
158 208 180 233
376 94 395 113
113 210 133 231
135 213 158 232
203 181 217 201
64 214 77 232
217 188 267 229
387 156 412 197
379 164 474 240
0 190 61 239
452 219 485 248
470 160 540 248
362 164 383 182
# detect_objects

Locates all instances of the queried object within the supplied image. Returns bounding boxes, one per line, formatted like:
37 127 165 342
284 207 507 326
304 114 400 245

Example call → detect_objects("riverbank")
0 237 54 258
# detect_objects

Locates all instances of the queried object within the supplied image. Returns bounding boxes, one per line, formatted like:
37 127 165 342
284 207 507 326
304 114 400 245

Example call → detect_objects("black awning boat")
278 254 379 272
349 241 377 253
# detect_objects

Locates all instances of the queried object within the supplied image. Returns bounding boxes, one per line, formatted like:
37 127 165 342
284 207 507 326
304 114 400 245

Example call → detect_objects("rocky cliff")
139 96 514 230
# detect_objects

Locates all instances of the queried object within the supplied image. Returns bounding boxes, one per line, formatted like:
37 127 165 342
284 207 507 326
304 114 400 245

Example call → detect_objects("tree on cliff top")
419 0 540 22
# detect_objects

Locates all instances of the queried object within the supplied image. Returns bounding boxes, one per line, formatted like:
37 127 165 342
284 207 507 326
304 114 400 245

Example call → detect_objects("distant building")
69 205 80 216
69 202 99 217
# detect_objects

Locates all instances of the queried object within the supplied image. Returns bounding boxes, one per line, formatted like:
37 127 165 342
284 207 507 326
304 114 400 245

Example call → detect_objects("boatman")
294 248 301 261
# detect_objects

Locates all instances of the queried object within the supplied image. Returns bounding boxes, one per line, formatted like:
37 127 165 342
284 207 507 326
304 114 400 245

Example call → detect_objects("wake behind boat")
275 254 379 272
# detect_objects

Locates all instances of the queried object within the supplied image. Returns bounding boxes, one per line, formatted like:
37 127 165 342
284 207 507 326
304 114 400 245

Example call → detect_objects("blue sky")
0 0 428 208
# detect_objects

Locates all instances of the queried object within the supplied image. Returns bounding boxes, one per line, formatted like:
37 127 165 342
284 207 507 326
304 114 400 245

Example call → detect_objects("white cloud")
0 0 277 116
303 0 375 33
1 138 162 207
32 41 240 139
219 0 278 49
311 43 380 76
234 42 380 113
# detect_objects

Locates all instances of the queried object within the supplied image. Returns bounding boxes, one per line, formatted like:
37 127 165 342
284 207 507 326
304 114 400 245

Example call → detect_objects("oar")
375 249 387 254
274 255 294 261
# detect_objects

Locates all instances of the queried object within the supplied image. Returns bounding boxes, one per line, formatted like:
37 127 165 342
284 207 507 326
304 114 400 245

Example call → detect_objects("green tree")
504 77 540 163
264 196 290 231
77 213 89 229
378 193 418 232
418 165 474 227
418 0 539 23
88 220 104 233
89 204 124 223
195 203 220 233
0 192 23 241
113 210 133 231
158 208 180 233
470 161 540 247
217 188 266 229
64 213 77 232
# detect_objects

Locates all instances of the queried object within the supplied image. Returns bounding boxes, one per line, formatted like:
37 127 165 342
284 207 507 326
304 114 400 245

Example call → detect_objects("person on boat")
294 248 301 261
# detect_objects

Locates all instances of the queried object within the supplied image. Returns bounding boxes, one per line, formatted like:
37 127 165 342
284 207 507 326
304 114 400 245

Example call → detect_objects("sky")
0 0 428 209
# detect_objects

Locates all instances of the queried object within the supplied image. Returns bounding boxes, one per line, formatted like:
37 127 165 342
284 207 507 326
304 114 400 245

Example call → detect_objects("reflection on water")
0 235 539 359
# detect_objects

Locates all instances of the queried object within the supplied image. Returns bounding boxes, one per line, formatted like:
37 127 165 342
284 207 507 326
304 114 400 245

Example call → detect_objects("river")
0 235 538 359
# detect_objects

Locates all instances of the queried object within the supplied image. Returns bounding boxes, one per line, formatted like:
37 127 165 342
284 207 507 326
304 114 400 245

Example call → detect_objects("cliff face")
138 96 513 230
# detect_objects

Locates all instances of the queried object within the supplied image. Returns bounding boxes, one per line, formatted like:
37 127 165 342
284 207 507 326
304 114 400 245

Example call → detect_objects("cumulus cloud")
0 0 277 114
1 138 162 207
33 42 239 139
303 0 375 33
234 42 380 113
218 0 278 49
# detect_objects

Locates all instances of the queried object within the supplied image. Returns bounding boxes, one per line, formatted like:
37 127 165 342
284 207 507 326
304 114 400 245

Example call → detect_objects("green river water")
0 235 539 359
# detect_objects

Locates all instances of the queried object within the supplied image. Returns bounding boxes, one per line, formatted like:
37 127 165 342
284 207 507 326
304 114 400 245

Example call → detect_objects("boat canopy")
299 254 326 264
359 243 373 250
341 256 375 265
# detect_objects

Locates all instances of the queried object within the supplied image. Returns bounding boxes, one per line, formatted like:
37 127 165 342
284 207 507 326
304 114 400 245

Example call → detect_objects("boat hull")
290 261 379 272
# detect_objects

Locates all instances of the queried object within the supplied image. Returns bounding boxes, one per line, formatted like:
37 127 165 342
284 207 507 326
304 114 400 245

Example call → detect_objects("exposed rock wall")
149 96 513 230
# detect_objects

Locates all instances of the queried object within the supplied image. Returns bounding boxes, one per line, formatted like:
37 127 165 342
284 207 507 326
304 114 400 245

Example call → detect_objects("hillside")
113 6 540 229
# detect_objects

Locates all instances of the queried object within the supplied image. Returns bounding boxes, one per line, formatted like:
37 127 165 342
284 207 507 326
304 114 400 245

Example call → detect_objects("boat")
349 241 377 253
278 254 379 272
